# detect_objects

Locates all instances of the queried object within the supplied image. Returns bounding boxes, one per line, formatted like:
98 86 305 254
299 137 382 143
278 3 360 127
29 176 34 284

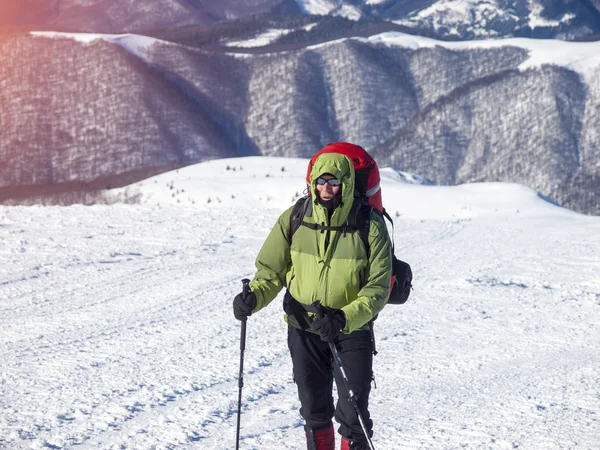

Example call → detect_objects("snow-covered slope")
113 156 569 221
1 157 598 449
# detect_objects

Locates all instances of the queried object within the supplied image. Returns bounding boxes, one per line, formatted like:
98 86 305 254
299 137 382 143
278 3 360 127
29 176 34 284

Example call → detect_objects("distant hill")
1 31 599 215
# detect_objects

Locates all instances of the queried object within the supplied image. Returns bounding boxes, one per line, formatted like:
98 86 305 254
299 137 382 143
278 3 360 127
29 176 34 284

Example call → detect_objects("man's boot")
305 423 335 450
340 437 369 450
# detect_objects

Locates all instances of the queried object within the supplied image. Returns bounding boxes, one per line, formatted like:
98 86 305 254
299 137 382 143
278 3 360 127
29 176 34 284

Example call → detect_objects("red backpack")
294 142 412 306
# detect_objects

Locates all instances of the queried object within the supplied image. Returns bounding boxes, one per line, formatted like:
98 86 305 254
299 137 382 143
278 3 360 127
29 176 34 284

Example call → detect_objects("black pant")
288 326 373 441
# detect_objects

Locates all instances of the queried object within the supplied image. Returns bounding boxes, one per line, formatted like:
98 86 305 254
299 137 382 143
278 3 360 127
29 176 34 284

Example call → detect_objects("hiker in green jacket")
233 151 393 450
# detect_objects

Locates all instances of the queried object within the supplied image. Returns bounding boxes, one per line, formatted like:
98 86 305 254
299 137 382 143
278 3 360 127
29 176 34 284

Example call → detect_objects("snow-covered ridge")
112 156 575 221
30 30 600 85
29 31 167 60
363 32 600 83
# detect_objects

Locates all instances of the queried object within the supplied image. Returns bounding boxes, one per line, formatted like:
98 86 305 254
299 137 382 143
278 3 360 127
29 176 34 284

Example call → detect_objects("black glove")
311 309 346 342
233 290 257 321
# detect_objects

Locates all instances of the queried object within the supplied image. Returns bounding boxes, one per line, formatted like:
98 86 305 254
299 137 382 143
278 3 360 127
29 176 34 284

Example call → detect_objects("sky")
1 156 599 449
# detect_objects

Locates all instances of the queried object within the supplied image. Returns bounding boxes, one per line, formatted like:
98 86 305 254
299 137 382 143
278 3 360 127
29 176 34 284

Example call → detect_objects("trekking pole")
235 278 251 450
315 305 376 450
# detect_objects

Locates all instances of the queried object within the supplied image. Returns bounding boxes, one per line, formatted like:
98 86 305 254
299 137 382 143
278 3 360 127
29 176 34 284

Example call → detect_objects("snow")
1 156 599 449
225 29 294 48
225 23 318 48
336 5 362 21
362 32 600 85
392 0 511 38
528 2 575 29
293 0 361 19
411 0 479 22
294 0 338 16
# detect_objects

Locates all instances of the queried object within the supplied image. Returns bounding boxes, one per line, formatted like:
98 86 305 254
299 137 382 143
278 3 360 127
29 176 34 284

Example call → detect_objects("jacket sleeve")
248 207 293 313
341 213 392 333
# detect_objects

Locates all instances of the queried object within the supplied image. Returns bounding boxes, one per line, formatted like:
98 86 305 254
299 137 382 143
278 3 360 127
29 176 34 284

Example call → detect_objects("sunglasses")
316 177 341 187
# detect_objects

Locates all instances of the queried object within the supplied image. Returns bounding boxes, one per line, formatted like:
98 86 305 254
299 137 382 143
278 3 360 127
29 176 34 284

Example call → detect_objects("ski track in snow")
1 165 600 449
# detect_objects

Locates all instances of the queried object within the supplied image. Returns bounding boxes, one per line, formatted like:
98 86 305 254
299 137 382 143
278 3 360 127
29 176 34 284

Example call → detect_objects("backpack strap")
355 200 372 258
285 197 373 329
288 196 311 243
289 196 371 255
381 208 396 254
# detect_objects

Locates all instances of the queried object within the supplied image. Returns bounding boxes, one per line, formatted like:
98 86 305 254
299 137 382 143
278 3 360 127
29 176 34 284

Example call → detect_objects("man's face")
316 174 341 201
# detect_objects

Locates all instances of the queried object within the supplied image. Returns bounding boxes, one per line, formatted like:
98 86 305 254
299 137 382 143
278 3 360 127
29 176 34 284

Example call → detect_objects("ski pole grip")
241 278 251 299
241 278 251 323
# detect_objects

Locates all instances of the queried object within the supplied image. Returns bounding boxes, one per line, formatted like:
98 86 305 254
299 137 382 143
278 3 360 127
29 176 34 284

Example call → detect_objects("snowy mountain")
2 30 600 215
0 0 600 39
3 0 599 40
1 157 599 449
295 0 600 40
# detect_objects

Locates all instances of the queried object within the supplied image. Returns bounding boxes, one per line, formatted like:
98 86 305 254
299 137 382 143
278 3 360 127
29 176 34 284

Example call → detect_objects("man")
233 149 392 449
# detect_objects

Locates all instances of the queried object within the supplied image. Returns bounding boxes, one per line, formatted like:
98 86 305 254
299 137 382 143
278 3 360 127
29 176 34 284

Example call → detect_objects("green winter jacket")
249 153 393 333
